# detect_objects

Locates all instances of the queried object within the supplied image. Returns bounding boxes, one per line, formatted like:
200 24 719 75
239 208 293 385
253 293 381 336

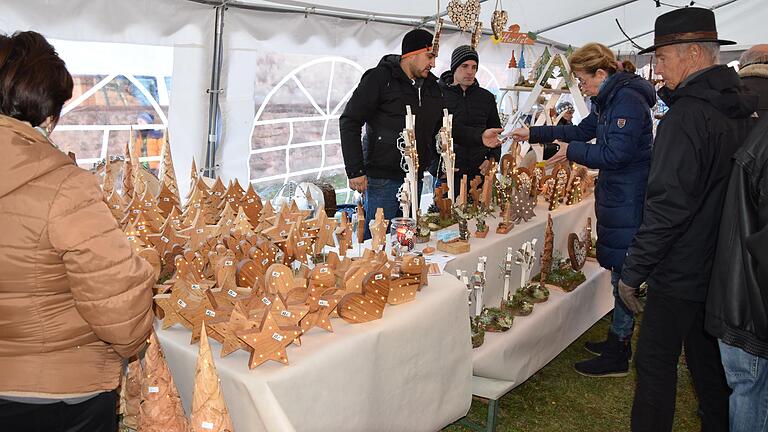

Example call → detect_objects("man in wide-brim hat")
617 7 759 432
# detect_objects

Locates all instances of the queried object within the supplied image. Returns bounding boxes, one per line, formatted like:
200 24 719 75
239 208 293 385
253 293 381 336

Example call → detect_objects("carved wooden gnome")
139 330 190 432
191 325 234 432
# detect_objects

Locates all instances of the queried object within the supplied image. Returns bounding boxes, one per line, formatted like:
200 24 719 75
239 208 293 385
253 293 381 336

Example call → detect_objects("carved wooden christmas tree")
138 330 190 432
190 325 234 432
240 184 263 227
540 214 554 284
159 135 180 203
119 357 142 430
123 140 135 199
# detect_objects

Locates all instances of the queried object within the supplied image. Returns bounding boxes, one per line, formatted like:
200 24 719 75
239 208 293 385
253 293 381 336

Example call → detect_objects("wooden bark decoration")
338 269 390 324
500 153 516 177
159 134 180 203
457 174 468 206
369 208 388 251
434 184 453 220
541 214 554 283
356 203 365 245
582 217 593 258
469 176 483 205
567 232 587 270
122 139 135 199
138 330 190 432
237 310 301 368
119 357 142 430
191 326 234 432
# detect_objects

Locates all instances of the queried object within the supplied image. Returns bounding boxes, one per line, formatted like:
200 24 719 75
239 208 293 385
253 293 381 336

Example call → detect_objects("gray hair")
739 45 768 67
675 42 720 64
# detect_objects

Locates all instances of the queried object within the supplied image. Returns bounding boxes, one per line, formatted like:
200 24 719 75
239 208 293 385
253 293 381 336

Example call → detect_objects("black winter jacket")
621 65 759 301
339 55 444 180
438 70 501 180
707 116 768 357
739 63 768 116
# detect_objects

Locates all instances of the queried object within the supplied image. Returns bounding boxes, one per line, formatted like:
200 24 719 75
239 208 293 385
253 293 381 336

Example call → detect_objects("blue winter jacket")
530 72 656 271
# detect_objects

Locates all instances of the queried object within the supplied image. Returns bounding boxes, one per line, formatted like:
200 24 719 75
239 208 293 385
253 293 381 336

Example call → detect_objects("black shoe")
574 332 631 378
584 339 607 356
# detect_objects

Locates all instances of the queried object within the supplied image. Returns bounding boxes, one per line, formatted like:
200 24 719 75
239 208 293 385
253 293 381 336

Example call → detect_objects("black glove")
543 142 561 160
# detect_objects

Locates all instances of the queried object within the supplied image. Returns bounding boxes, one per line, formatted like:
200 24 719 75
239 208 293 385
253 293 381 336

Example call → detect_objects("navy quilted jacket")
530 72 656 271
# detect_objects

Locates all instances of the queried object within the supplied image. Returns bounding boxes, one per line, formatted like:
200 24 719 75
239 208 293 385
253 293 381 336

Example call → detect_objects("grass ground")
445 314 702 432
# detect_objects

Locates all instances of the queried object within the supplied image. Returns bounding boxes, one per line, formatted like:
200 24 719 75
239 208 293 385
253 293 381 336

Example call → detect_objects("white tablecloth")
157 274 472 432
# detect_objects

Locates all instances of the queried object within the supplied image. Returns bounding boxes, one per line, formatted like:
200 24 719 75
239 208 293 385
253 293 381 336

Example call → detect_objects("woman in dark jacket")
512 42 656 377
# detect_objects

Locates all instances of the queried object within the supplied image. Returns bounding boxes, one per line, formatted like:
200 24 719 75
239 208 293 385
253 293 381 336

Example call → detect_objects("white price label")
194 203 201 208
202 421 215 430
318 299 330 307
224 260 233 266
297 241 305 247
261 297 272 306
112 204 120 209
177 299 187 308
279 230 286 237
126 236 135 241
247 198 255 203
414 259 420 265
271 271 281 277
320 267 329 274
196 228 204 234
271 333 284 342
227 289 237 298
205 309 215 317
163 197 170 202
262 258 269 265
144 202 152 207
280 310 292 317
133 209 141 214
228 197 235 202
138 225 146 230
214 191 222 196
375 274 384 281
161 236 169 243
191 284 200 290
148 386 159 394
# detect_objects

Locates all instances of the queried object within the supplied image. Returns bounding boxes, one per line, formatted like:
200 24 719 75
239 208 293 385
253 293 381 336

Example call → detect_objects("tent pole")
535 0 640 34
204 3 226 178
608 0 741 50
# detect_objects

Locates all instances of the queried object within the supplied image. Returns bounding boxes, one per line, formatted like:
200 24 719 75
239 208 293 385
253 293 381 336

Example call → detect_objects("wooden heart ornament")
447 0 481 31
492 9 509 39
338 269 390 324
567 233 587 271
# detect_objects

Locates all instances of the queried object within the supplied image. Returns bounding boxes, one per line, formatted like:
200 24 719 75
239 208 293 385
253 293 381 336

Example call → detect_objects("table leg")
453 397 499 432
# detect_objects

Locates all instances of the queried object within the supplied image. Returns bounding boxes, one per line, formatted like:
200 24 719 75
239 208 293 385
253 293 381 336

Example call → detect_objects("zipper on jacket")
418 86 422 107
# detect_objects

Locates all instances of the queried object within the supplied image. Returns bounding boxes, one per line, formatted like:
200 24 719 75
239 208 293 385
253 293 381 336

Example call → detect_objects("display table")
157 273 473 432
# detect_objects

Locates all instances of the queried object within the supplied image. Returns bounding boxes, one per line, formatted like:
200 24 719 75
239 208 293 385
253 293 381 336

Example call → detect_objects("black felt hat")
638 7 736 55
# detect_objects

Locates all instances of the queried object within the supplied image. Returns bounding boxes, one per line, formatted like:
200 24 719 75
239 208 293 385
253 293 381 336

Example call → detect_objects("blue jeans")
363 177 422 240
719 340 768 432
610 270 634 340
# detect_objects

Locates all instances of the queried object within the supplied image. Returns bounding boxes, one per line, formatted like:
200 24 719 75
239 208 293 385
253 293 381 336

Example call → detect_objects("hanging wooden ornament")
447 0 481 32
567 232 587 271
491 0 508 39
470 21 483 50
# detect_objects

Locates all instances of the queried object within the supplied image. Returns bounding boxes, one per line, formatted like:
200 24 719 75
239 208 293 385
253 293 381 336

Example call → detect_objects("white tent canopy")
1 0 764 198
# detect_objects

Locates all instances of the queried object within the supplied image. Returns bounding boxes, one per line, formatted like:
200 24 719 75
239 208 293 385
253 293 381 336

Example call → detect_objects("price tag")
279 230 286 237
271 333 284 342
201 422 215 430
205 309 215 317
271 271 281 278
191 284 200 290
214 191 222 196
196 228 204 234
261 297 272 306
318 299 330 307
133 209 141 214
280 310 292 317
228 197 235 202
112 204 120 209
247 198 255 204
177 299 187 308
127 236 135 241
144 202 152 207
297 241 305 247
163 197 170 202
414 258 420 265
375 274 384 281
161 236 169 243
320 267 329 274
262 258 269 265
325 224 330 230
138 225 146 231
224 260 233 266
227 289 237 298
194 203 201 208
148 386 159 394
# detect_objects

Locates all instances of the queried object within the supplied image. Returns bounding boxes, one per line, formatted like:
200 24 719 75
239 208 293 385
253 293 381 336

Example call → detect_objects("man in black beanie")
437 45 502 182
340 29 445 238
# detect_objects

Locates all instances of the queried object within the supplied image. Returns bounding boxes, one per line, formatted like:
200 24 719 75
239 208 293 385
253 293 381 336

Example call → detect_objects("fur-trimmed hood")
739 62 768 79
